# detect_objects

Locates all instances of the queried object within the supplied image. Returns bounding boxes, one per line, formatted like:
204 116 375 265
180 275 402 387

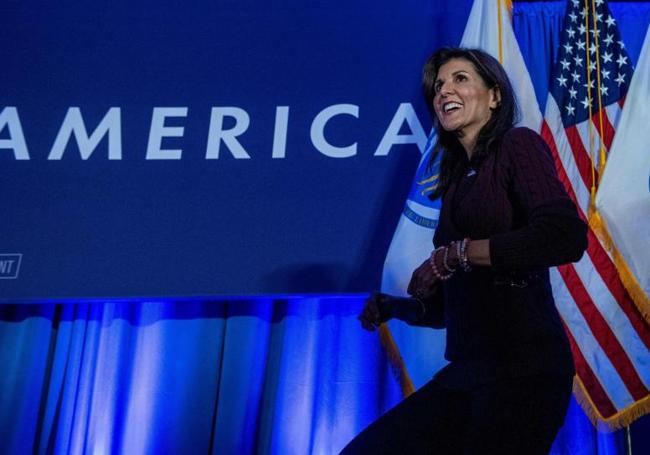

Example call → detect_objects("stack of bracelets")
429 237 472 281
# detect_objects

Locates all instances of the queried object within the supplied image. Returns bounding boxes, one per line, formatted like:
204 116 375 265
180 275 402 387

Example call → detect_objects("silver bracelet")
459 238 472 271
442 245 457 274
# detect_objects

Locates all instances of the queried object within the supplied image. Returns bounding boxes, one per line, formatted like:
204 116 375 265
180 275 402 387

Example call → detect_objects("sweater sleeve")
384 291 445 328
489 128 588 272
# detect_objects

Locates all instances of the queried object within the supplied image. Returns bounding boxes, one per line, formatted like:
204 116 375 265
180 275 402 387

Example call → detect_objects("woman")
342 48 587 454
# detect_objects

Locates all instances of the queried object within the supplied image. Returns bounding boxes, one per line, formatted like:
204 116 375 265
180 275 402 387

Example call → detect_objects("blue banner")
0 0 473 299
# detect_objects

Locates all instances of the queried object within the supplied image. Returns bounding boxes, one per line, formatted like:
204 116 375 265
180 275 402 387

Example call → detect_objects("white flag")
460 0 542 131
596 25 650 300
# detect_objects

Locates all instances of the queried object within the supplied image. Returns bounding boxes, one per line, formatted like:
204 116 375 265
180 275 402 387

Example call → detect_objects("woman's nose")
439 82 453 95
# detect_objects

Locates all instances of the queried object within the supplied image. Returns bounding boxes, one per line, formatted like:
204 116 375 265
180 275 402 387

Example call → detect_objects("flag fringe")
378 324 415 397
588 210 650 323
573 375 650 432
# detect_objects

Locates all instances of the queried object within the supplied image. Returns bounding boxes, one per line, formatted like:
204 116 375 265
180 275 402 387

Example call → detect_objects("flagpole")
589 0 608 175
582 0 597 210
626 425 633 455
497 0 504 63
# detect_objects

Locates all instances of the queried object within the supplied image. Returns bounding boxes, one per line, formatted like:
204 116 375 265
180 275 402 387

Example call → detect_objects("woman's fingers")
359 295 381 331
408 260 431 295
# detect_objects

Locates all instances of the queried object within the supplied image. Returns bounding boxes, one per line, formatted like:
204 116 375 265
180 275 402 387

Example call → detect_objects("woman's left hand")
407 258 439 298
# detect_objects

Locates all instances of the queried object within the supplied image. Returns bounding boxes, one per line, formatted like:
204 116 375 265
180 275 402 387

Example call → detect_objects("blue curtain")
2 297 649 454
0 299 403 453
3 2 650 454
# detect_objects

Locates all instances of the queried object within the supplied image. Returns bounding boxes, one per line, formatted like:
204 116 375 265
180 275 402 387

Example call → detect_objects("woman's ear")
489 86 502 110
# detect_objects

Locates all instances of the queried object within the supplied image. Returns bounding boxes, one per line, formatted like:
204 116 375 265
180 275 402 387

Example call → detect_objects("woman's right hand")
407 257 439 298
358 292 393 331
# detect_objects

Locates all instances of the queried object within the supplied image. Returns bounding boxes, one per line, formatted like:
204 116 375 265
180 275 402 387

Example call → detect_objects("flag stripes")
542 0 650 427
591 109 616 150
562 323 618 416
566 124 598 191
559 263 648 400
552 271 635 411
544 115 650 423
542 106 592 214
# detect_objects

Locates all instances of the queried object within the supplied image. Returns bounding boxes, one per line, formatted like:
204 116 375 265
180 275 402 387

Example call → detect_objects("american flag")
541 0 650 429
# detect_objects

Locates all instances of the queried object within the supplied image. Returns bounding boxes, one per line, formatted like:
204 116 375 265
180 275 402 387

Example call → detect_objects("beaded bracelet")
429 247 454 281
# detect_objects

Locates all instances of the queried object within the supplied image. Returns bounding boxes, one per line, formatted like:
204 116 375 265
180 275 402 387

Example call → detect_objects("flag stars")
569 87 578 99
571 0 579 7
590 28 600 39
565 104 576 116
590 46 597 56
615 73 626 86
589 60 597 72
577 40 586 51
583 80 595 90
606 15 616 28
600 85 609 97
617 54 628 67
603 34 614 46
569 12 578 23
557 74 568 87
581 97 591 109
567 28 576 39
602 51 613 63
578 24 586 35
618 40 626 49
571 71 581 82
595 12 603 23
601 68 610 79
564 43 574 54
595 0 604 6
580 8 587 19
574 55 584 67
560 59 571 70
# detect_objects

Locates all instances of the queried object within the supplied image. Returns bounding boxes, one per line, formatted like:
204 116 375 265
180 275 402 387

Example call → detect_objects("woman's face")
432 58 500 141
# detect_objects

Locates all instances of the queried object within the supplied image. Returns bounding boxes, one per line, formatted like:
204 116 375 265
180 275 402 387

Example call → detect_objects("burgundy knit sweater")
412 127 588 387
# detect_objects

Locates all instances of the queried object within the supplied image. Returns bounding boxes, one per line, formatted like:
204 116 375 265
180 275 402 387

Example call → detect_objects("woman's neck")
457 132 478 160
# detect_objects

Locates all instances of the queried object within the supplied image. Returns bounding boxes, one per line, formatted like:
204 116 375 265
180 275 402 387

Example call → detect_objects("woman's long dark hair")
422 47 518 199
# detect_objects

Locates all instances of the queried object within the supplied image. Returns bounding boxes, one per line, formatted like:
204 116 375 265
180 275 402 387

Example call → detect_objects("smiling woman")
345 47 588 454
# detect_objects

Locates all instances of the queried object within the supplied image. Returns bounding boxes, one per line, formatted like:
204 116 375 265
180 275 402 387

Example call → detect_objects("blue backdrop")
1 0 475 299
2 1 650 454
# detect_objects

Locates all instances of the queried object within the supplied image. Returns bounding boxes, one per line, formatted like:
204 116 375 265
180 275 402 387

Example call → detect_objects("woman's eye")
456 74 467 82
434 82 442 92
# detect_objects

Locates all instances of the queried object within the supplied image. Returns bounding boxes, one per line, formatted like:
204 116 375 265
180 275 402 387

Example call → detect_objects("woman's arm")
441 129 587 271
358 291 445 330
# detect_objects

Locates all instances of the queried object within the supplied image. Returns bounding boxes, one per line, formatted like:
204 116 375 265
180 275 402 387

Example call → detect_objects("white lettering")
10 103 429 162
48 108 122 160
374 103 428 156
206 107 251 159
272 106 289 159
311 104 358 158
0 260 14 274
0 107 29 160
145 107 187 160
